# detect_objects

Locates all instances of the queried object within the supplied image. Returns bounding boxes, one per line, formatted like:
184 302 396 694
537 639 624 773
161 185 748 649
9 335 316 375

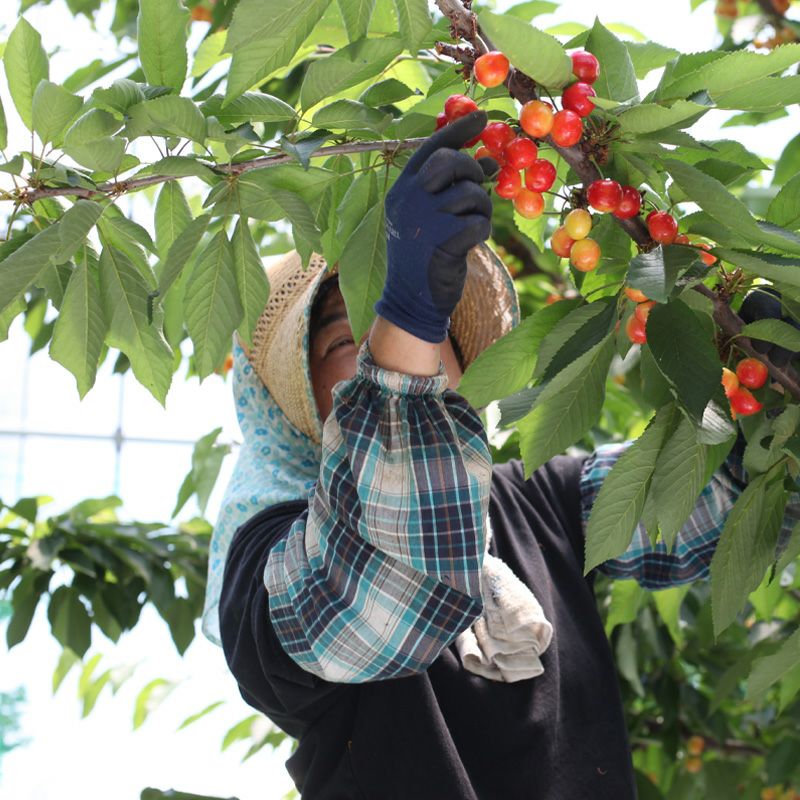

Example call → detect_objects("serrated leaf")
191 29 229 79
328 169 378 265
715 75 800 113
393 0 432 53
768 172 800 231
748 627 800 704
32 80 83 146
224 0 329 103
279 129 334 170
137 0 189 93
127 96 207 143
775 132 800 186
518 336 615 477
213 92 297 126
7 573 46 648
99 246 174 404
4 17 49 131
63 109 125 173
585 17 639 103
47 587 91 658
311 99 391 133
740 318 800 352
50 247 107 397
338 0 376 42
711 475 785 637
584 404 677 574
459 299 580 409
627 245 700 303
0 94 8 150
54 200 106 264
625 41 679 80
155 182 192 260
232 219 270 348
651 413 708 550
300 35 404 110
715 248 800 289
647 299 720 422
478 11 572 88
618 100 707 135
92 78 146 116
136 156 217 182
184 231 243 379
338 203 386 342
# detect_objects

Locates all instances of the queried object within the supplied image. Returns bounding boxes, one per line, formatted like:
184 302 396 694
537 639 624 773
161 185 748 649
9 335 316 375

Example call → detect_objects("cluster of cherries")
722 358 767 417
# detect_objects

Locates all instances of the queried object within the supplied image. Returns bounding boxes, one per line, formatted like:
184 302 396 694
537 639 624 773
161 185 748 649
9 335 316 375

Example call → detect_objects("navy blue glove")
739 287 800 367
375 110 498 343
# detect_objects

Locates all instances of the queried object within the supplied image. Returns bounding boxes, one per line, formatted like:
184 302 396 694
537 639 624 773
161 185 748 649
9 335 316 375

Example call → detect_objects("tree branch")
433 0 800 400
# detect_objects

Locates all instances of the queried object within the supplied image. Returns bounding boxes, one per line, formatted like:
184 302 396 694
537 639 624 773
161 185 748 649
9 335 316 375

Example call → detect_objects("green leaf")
650 413 708 550
338 203 386 342
458 299 580 409
31 80 83 146
213 92 297 126
165 598 195 655
584 404 676 573
63 109 125 173
136 156 217 182
774 132 800 186
7 573 47 648
328 170 379 265
517 336 615 477
232 220 270 348
652 585 690 647
184 231 243 380
625 41 679 80
157 213 211 296
99 246 174 405
4 17 49 130
133 678 175 729
155 182 192 260
360 78 417 107
52 647 81 694
64 54 136 94
47 586 91 658
311 99 391 133
740 319 800 352
748 628 800 703
0 223 64 316
50 246 107 398
627 245 701 304
710 475 785 637
64 108 121 146
617 100 707 135
191 428 231 515
0 94 7 150
137 0 189 93
768 172 800 232
584 18 639 103
279 129 334 170
604 579 646 636
715 248 800 289
224 0 330 103
393 0 432 53
647 299 721 422
715 75 800 113
92 78 146 116
127 96 207 143
81 668 113 718
478 11 572 88
337 0 376 42
177 700 225 731
300 35 404 110
54 200 106 264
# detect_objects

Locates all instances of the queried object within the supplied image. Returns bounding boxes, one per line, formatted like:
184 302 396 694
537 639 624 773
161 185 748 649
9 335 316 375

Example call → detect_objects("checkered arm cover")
579 442 800 587
264 343 493 683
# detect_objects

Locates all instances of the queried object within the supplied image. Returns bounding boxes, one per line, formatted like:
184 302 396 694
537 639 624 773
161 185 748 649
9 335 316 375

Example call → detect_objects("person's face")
309 286 464 421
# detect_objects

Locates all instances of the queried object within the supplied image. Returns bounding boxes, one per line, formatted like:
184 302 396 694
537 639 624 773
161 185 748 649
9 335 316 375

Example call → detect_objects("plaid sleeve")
579 442 750 589
264 343 493 683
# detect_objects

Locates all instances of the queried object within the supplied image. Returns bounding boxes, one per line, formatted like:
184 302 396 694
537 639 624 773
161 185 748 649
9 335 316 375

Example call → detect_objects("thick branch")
17 137 428 205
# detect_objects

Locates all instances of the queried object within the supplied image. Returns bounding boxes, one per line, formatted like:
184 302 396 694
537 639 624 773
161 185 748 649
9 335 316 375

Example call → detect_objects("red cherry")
444 94 479 121
736 358 768 389
587 179 623 213
504 136 538 170
721 367 739 398
729 386 763 416
571 50 600 84
495 166 521 199
562 82 596 118
525 159 557 192
481 121 515 156
674 233 691 244
698 243 717 266
625 314 647 344
474 145 493 160
647 211 678 244
570 238 601 271
634 300 656 324
474 51 510 88
624 287 648 303
613 186 642 219
551 226 574 258
550 109 583 147
513 188 545 219
519 100 554 139
435 112 448 131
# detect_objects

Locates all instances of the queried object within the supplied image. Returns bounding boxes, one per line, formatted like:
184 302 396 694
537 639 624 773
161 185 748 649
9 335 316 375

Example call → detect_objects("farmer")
202 111 791 799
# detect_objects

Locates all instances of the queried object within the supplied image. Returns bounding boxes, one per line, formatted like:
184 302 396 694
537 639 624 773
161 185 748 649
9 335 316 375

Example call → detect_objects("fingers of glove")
405 110 488 175
476 155 500 181
428 251 468 312
438 214 492 259
418 148 488 193
435 180 493 217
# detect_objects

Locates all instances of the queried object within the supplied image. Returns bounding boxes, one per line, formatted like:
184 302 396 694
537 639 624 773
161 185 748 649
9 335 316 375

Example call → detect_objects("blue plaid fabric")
265 344 492 683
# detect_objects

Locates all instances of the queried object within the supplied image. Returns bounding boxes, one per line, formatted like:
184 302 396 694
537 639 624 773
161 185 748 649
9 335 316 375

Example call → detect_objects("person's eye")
326 335 355 355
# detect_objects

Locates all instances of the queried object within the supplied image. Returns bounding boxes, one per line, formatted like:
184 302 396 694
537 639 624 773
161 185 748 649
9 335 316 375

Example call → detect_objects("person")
201 111 794 799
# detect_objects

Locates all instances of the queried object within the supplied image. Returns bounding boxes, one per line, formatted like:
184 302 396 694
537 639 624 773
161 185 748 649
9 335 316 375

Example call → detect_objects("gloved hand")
375 110 499 343
739 287 800 367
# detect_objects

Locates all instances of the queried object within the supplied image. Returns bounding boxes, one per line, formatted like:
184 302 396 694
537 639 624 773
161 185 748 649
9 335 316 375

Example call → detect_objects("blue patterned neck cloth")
201 339 320 646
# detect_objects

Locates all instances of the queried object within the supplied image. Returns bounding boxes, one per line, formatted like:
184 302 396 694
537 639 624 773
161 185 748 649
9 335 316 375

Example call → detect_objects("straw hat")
243 244 520 443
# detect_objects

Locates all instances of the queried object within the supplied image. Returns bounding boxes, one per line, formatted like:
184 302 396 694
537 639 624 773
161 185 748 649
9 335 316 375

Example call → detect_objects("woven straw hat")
243 244 520 443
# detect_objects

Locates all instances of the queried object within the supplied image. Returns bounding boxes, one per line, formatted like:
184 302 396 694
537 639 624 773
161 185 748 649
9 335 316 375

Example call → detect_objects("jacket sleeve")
262 343 493 683
579 441 800 588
